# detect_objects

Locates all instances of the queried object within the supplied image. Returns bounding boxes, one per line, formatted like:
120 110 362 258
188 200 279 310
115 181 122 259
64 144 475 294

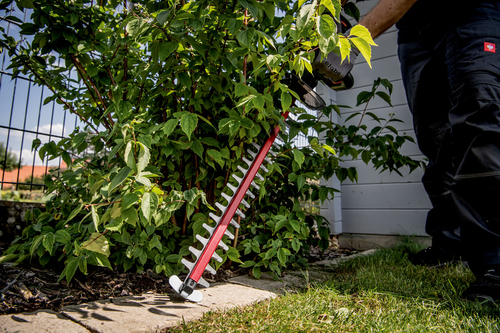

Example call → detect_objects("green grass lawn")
169 240 500 332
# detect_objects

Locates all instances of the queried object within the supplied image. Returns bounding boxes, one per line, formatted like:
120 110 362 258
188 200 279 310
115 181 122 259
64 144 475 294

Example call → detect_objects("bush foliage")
0 0 422 282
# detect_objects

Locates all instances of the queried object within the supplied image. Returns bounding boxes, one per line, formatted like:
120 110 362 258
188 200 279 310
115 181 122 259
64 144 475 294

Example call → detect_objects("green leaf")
55 230 71 244
252 266 262 279
122 207 138 226
61 257 79 283
293 149 305 167
109 166 132 194
158 42 178 61
189 139 203 158
16 0 34 9
66 203 83 223
90 252 113 270
376 91 393 106
320 0 339 19
277 248 287 265
289 219 301 233
361 150 371 164
105 218 123 232
322 144 336 155
0 254 18 265
136 142 150 174
296 3 315 35
180 113 198 140
207 149 224 168
121 192 139 211
255 30 276 50
81 232 110 257
237 28 255 48
163 119 178 137
227 247 242 263
281 91 292 112
141 192 151 222
350 37 372 68
91 206 100 231
43 233 55 255
156 9 171 25
318 14 335 39
235 83 249 97
177 72 192 89
124 141 137 172
350 24 377 46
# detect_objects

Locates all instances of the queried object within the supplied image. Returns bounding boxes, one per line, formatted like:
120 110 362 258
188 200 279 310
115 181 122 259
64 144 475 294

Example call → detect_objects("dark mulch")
0 243 355 315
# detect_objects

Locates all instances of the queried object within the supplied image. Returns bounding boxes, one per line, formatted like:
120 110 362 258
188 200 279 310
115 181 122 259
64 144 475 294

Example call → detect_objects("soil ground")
0 241 356 315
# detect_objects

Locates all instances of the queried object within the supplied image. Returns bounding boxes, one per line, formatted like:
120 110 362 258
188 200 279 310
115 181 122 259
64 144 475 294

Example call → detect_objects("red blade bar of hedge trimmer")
169 112 289 302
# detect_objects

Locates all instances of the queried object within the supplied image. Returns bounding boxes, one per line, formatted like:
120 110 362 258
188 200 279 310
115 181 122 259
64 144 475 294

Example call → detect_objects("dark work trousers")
398 4 500 276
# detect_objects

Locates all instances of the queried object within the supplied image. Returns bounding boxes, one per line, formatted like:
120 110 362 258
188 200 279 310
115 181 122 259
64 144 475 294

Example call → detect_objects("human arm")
358 0 418 39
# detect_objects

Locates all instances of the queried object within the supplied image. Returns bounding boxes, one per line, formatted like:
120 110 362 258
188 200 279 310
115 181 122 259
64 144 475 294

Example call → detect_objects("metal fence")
0 6 83 199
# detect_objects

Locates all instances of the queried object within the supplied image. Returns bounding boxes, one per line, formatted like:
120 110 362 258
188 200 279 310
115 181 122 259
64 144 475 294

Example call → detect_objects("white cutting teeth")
264 156 273 164
227 182 254 203
182 258 194 272
240 199 250 209
196 234 208 246
224 230 234 239
242 157 253 168
189 246 202 258
205 264 216 275
216 202 227 214
247 149 257 159
251 181 260 190
237 165 248 175
232 173 243 184
198 277 210 288
227 183 238 194
246 189 255 199
235 208 245 219
218 240 228 251
211 251 223 263
244 155 267 174
254 172 264 181
268 148 277 157
221 193 233 205
230 218 240 228
203 223 215 235
251 142 261 151
209 212 221 223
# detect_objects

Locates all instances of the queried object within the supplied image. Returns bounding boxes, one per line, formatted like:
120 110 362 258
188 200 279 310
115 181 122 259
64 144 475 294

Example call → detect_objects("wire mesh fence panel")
0 5 84 200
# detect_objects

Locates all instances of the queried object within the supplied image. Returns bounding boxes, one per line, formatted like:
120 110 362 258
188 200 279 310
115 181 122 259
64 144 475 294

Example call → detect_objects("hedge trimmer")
167 72 337 302
169 28 355 300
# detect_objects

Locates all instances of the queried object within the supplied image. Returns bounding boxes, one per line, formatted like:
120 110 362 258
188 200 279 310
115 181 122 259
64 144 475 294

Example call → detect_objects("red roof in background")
1 164 66 189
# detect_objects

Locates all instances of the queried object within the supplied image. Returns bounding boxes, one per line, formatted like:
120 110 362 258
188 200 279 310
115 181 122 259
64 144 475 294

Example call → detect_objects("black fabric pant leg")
398 39 462 255
444 18 500 276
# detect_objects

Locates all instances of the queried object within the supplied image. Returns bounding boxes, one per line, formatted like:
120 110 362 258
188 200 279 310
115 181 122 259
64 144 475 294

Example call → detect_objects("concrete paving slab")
59 283 276 333
229 272 304 294
61 293 207 333
198 282 276 311
0 309 90 333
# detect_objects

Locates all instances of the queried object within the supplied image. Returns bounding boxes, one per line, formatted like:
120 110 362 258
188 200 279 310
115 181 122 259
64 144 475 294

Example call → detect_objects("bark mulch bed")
0 243 356 315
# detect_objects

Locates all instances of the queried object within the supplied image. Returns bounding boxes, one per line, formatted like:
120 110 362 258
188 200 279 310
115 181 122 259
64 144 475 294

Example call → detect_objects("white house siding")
333 1 432 249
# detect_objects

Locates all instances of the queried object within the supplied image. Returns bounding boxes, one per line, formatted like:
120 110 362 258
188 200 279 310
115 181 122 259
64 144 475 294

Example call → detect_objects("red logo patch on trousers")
485 42 496 53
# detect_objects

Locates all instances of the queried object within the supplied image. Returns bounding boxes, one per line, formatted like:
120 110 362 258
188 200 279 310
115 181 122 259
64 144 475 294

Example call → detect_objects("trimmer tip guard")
169 275 203 302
